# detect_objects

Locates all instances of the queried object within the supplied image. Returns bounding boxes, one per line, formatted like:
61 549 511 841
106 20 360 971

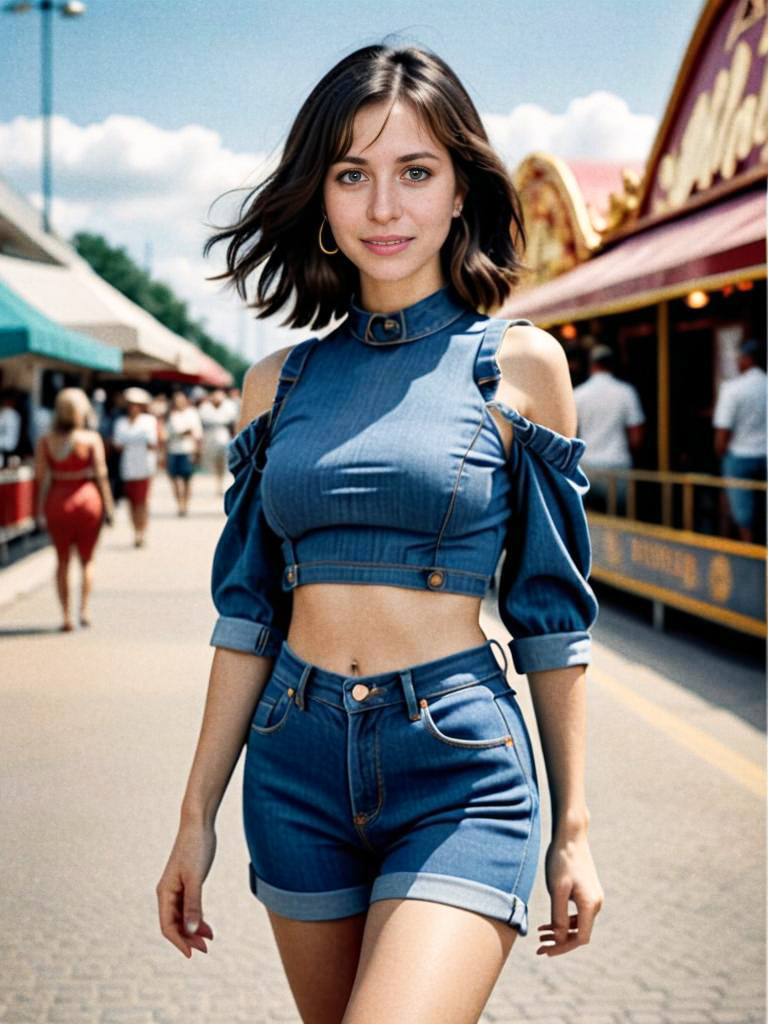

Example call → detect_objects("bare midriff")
286 583 487 676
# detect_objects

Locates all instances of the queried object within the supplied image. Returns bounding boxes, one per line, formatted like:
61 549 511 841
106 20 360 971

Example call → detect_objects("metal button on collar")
427 570 445 589
351 683 370 701
285 566 296 584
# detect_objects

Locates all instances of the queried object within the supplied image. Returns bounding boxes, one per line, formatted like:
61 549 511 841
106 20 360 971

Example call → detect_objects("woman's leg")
265 910 368 1024
55 551 74 630
341 899 518 1024
133 502 148 545
170 473 183 513
79 556 95 625
179 476 191 516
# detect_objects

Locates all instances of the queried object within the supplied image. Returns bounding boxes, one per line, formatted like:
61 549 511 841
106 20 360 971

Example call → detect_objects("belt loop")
398 670 420 722
488 637 509 677
294 662 312 710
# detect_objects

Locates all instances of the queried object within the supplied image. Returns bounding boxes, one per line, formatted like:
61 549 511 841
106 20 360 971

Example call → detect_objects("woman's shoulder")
238 342 298 429
496 321 577 437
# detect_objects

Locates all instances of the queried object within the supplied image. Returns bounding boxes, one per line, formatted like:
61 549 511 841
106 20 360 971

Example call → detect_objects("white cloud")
482 90 657 169
0 93 657 360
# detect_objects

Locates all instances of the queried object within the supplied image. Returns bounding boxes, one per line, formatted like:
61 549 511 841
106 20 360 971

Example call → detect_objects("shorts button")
383 318 398 330
427 570 444 588
351 683 370 701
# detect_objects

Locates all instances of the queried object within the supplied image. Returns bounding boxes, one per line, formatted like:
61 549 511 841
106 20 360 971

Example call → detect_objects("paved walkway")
1 472 764 1024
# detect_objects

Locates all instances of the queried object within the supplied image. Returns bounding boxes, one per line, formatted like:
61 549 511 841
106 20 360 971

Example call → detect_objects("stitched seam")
474 318 511 404
290 559 488 580
432 416 486 563
270 339 319 435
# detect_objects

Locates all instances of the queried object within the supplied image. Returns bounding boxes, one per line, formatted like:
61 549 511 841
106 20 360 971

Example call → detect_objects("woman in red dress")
34 388 115 631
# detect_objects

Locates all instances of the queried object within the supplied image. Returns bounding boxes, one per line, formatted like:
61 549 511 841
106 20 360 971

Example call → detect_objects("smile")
361 237 414 254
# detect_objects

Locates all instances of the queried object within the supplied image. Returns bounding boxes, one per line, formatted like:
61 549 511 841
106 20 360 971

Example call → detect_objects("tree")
72 232 249 386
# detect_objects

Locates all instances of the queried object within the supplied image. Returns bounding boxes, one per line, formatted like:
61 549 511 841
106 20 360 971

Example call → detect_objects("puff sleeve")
209 412 291 657
495 405 599 675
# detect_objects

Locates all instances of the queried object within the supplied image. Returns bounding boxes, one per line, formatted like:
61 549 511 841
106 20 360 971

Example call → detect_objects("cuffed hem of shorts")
509 630 591 675
209 617 282 657
249 864 372 920
369 871 529 936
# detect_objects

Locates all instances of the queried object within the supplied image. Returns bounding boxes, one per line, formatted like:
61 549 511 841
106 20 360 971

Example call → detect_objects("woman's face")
322 99 464 310
172 392 187 410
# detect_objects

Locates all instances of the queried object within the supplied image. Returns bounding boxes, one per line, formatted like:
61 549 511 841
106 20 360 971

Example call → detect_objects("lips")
361 235 414 254
362 236 413 243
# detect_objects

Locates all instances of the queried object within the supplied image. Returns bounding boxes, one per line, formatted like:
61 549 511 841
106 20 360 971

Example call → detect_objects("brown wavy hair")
204 44 527 329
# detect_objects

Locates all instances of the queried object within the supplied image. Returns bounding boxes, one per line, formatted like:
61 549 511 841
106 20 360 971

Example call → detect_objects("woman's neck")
358 267 446 314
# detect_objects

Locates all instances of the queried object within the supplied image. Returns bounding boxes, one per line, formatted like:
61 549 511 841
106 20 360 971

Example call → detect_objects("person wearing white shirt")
112 387 159 547
0 390 21 468
573 345 645 513
199 389 237 495
165 390 203 517
713 338 767 543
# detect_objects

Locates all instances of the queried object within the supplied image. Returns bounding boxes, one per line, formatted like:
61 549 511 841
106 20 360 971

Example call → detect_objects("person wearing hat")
112 387 159 547
573 344 646 513
713 337 767 543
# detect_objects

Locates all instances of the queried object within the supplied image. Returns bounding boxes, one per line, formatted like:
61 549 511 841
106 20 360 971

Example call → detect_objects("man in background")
574 344 646 513
713 337 767 543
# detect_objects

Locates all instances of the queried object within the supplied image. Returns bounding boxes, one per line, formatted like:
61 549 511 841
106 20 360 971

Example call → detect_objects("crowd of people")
31 382 240 631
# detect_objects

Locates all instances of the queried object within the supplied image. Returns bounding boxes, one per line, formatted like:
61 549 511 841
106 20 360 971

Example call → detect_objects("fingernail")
185 919 199 934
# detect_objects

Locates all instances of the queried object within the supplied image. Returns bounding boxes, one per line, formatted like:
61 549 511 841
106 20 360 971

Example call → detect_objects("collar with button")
346 285 469 346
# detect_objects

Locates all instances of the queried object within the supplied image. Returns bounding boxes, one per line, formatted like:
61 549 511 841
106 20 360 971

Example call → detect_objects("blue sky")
0 0 706 357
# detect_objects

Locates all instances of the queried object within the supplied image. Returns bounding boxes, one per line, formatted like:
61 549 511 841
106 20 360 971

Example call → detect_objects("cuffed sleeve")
493 405 599 676
209 412 291 657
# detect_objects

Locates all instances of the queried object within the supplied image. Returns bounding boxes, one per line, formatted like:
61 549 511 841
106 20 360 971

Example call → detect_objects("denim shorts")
722 452 767 529
242 638 541 935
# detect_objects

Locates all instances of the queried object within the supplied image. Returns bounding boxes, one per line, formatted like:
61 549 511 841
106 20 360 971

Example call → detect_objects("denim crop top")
210 285 598 675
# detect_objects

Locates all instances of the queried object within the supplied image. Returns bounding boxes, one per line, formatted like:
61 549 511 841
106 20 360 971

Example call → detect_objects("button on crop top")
210 285 599 675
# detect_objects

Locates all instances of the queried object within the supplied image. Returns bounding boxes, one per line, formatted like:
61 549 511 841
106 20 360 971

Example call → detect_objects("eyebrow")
333 151 441 165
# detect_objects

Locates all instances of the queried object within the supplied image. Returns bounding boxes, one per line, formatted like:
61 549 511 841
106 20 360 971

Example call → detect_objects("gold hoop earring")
318 216 339 255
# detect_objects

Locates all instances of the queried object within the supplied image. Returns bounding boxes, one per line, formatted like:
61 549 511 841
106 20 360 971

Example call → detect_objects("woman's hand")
537 827 604 956
156 821 217 958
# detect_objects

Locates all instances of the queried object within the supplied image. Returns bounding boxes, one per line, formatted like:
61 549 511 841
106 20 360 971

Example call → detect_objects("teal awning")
0 278 122 372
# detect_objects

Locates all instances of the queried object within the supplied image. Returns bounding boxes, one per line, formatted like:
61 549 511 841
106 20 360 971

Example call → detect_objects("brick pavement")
1 472 764 1023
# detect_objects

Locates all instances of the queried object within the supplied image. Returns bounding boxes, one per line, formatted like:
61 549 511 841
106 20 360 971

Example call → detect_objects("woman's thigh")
266 908 368 1024
341 897 517 1024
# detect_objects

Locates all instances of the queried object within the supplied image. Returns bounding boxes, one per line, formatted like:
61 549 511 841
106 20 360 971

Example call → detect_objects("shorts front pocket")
250 689 294 735
419 679 516 750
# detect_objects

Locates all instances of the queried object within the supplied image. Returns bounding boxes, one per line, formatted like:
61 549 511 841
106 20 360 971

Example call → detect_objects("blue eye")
404 166 431 182
337 169 366 184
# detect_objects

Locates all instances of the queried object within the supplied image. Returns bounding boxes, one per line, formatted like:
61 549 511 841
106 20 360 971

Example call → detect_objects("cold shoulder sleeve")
209 412 291 657
493 403 599 675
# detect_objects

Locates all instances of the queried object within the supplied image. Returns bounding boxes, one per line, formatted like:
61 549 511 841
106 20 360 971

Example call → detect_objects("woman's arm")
527 665 602 957
90 432 115 523
33 436 50 526
179 647 273 828
498 325 604 955
156 347 295 959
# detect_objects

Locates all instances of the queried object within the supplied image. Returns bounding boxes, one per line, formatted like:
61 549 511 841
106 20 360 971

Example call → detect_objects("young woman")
34 387 114 631
157 44 604 1024
165 390 203 516
112 387 158 547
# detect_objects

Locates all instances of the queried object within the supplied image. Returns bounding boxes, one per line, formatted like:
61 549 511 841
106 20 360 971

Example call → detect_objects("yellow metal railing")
585 466 766 533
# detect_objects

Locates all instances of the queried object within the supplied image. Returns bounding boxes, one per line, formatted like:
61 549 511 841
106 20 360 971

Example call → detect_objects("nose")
367 179 402 225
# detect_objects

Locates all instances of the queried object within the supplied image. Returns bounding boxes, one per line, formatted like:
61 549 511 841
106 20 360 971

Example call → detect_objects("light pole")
3 0 86 234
